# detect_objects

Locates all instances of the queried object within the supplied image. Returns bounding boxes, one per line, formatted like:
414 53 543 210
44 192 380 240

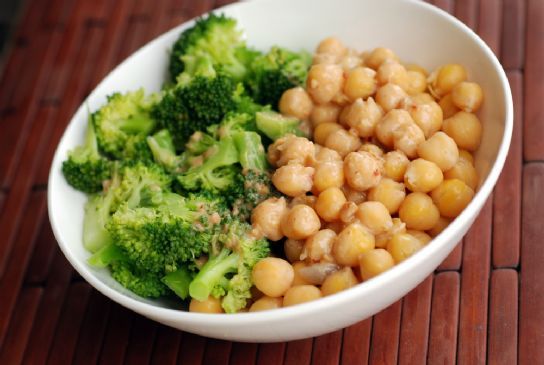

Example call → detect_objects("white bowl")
48 0 512 342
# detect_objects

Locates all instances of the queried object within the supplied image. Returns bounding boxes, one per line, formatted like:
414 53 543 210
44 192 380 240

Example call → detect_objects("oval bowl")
48 0 512 342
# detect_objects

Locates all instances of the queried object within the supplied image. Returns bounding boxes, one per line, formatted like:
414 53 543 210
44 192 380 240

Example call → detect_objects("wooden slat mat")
0 0 540 363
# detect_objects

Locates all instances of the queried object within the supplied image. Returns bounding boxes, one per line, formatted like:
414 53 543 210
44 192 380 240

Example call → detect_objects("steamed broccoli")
255 110 307 141
147 129 186 172
114 162 172 209
111 260 169 298
62 118 112 193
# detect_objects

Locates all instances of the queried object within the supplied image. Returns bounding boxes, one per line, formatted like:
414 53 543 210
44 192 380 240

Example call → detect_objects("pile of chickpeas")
191 37 484 313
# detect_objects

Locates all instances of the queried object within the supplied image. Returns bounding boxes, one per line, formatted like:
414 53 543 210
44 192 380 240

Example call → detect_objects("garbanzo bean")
281 204 321 240
292 261 312 286
359 249 395 280
438 93 460 119
274 135 315 167
431 179 474 218
342 186 367 204
368 178 406 213
405 70 428 95
325 128 362 158
307 63 344 104
272 163 314 197
359 143 384 158
383 150 410 182
451 81 483 112
399 192 440 230
313 122 343 145
386 233 424 263
375 217 406 248
189 296 223 314
408 101 443 138
313 161 345 193
251 197 288 241
314 146 342 163
315 187 347 222
375 83 409 112
249 296 283 312
392 120 425 159
344 151 384 191
316 37 347 57
252 257 294 297
406 230 432 245
459 149 474 164
311 103 341 126
321 267 358 296
375 109 413 148
442 111 483 151
283 285 322 307
302 229 336 262
405 63 428 76
339 97 384 138
333 222 375 266
417 131 459 171
356 201 393 235
377 61 409 88
284 238 304 263
404 158 444 193
289 195 317 209
444 156 478 190
365 47 399 70
344 67 377 101
279 87 314 120
339 201 359 224
427 216 452 237
411 93 435 104
430 64 468 97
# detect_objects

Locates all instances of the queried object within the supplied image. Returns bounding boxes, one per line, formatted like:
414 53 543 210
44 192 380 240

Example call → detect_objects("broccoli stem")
162 267 193 299
255 110 307 141
88 243 126 267
233 131 267 171
147 129 180 170
189 249 239 301
118 115 155 134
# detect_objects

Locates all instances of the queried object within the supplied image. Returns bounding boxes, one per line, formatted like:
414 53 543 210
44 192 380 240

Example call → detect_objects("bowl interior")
48 0 512 341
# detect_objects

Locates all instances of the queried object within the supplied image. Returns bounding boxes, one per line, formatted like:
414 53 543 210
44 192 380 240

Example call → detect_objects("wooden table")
0 0 540 363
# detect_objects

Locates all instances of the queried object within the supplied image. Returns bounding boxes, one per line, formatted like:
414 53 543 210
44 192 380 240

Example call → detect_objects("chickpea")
321 267 359 296
438 93 460 119
356 201 393 235
342 186 367 204
408 101 443 138
272 163 314 197
301 229 336 262
427 216 451 237
339 97 384 138
404 159 444 193
339 201 359 224
279 87 314 120
344 67 377 101
325 128 362 158
399 192 440 230
359 143 384 158
249 296 283 312
444 156 478 190
281 204 321 240
189 296 223 313
411 93 435 104
365 47 399 70
368 178 406 214
289 195 317 209
431 179 475 218
377 61 409 89
307 64 344 104
430 64 468 97
383 150 410 182
405 70 428 95
375 109 413 148
405 63 429 76
459 150 474 164
406 230 432 245
392 120 425 159
314 146 342 163
313 52 339 65
274 135 315 167
311 103 341 126
340 49 363 72
324 221 345 234
386 233 424 263
451 81 483 112
418 131 459 172
283 285 322 307
251 197 288 241
313 161 345 193
375 83 409 112
316 37 347 57
252 257 294 297
344 151 384 191
284 239 304 263
333 222 375 266
292 261 312 286
359 249 395 280
313 122 343 146
375 217 406 248
442 111 483 151
315 187 347 222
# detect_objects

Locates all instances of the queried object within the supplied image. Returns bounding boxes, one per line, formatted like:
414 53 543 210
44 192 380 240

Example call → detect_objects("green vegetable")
255 110 307 140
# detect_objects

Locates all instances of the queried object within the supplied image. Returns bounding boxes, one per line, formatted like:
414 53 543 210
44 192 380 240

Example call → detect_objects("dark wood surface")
0 0 539 363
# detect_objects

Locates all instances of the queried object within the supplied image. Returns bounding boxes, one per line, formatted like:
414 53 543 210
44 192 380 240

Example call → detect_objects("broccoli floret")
147 129 186 172
208 112 256 140
255 110 307 141
114 162 172 209
246 47 312 108
122 135 154 163
111 261 169 298
233 131 267 171
162 267 193 300
88 242 127 268
93 89 157 159
62 118 112 194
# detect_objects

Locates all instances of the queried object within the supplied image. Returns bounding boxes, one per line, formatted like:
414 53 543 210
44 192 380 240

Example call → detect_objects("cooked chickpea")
417 132 459 172
321 267 358 296
189 296 223 314
313 52 339 65
339 97 383 138
356 201 393 235
430 64 468 97
405 70 427 95
316 37 347 57
411 93 435 104
342 186 367 204
283 285 322 307
339 201 359 224
444 156 478 190
383 150 410 182
442 111 482 151
377 61 409 89
392 120 425 159
375 109 413 148
333 222 375 266
314 146 342 163
459 150 474 164
274 135 315 167
399 192 440 230
365 47 399 70
313 122 343 145
406 230 432 245
375 83 408 112
311 103 341 126
359 143 384 158
344 67 377 101
284 238 304 263
281 204 321 240
405 63 428 76
289 194 317 209
302 229 336 262
252 257 294 297
315 187 347 222
408 101 443 138
359 249 395 280
325 128 362 157
344 151 383 191
451 81 483 112
313 161 345 192
431 179 475 218
375 217 406 248
368 178 406 214
340 49 363 72
292 261 312 286
427 216 452 237
279 87 313 120
249 296 283 312
438 93 460 119
386 233 424 263
251 197 287 241
272 163 314 197
307 64 344 104
404 158 444 193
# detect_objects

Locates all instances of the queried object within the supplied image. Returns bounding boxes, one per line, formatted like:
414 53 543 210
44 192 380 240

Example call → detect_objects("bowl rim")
48 0 513 326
